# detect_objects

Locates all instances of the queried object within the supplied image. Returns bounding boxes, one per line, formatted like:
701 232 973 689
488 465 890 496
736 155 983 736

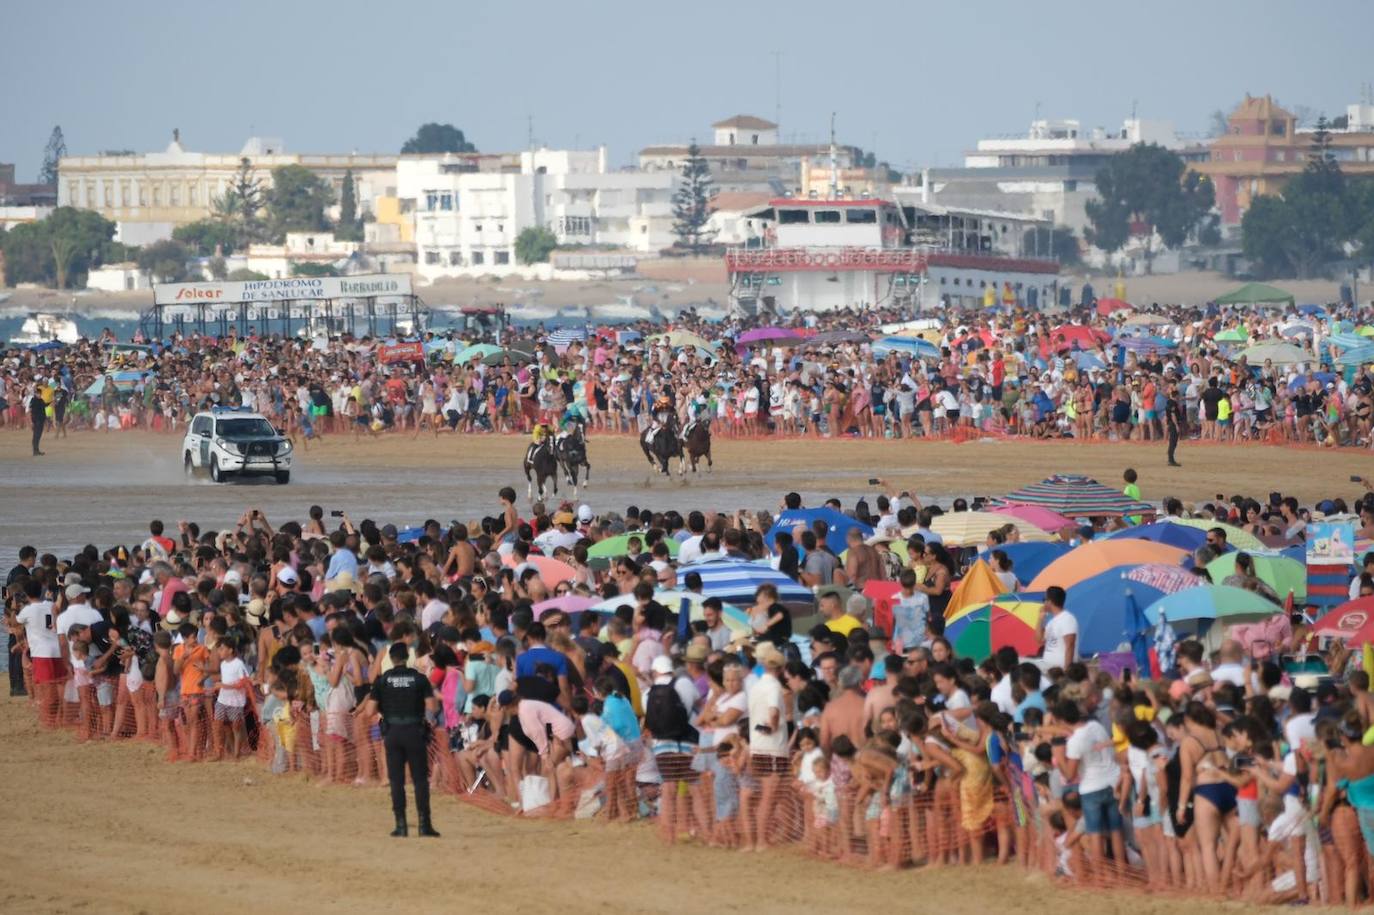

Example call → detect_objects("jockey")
555 409 582 446
682 393 711 440
643 394 674 445
527 421 552 463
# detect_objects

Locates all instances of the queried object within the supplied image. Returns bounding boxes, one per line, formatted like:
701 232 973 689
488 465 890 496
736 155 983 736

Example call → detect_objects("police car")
182 407 293 483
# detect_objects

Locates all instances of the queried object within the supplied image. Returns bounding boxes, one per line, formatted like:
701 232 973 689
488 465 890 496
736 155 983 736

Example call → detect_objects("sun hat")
650 655 674 676
754 642 786 668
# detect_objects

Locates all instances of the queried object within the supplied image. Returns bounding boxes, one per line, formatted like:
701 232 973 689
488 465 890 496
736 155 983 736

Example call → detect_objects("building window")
558 216 591 235
188 184 197 205
751 133 759 144
425 192 439 211
170 185 179 206
449 251 461 266
471 251 484 265
152 185 161 206
121 184 130 207
845 209 877 224
138 184 147 206
68 184 78 205
778 209 809 224
425 250 440 265
814 210 842 224
440 193 453 210
494 251 510 265
104 185 113 207
496 223 504 233
474 223 482 231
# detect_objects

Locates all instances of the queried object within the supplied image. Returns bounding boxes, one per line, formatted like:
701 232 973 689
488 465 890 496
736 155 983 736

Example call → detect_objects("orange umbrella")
1026 540 1188 591
944 559 1008 621
502 553 576 587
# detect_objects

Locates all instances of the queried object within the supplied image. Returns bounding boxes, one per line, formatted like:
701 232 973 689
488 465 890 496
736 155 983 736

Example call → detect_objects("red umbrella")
1049 325 1110 352
1096 297 1132 316
1312 598 1374 645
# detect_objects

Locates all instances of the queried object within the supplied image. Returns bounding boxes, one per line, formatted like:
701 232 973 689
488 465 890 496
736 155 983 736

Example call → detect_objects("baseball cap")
381 523 399 539
277 567 299 585
553 511 576 526
497 689 517 707
577 504 594 523
650 655 674 676
65 583 89 600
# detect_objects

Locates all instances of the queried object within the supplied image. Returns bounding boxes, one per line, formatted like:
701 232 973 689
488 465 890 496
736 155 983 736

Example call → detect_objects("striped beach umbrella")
588 590 753 633
931 511 1053 547
997 474 1154 518
681 559 813 606
1168 519 1266 551
944 599 1043 662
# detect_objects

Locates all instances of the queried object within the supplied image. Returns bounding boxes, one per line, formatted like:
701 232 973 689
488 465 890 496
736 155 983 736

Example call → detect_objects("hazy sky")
2 0 1368 181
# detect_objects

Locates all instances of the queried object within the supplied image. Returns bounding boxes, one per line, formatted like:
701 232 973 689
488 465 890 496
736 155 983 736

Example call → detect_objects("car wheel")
184 452 195 476
210 456 224 483
275 471 290 485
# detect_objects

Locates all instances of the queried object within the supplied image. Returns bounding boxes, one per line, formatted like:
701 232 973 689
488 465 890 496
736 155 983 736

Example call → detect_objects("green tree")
401 123 477 154
210 157 267 246
671 142 716 255
39 126 66 185
136 239 194 282
1351 180 1374 269
515 226 558 265
264 165 334 241
0 207 116 287
335 168 362 241
227 268 269 281
207 255 228 280
1020 225 1081 265
291 262 341 277
173 219 240 257
1084 143 1214 272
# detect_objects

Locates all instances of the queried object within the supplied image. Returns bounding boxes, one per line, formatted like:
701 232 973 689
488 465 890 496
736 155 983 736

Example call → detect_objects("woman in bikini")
1175 701 1236 891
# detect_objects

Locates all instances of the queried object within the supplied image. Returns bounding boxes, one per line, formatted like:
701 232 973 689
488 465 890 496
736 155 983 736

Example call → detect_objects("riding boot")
391 812 408 837
417 815 440 838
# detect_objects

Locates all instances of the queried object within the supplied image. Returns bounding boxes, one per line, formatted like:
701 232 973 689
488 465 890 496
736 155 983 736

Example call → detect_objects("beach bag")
520 774 551 812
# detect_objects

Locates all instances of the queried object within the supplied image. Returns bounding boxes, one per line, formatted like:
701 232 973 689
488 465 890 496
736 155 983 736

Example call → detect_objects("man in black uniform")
29 385 47 456
359 642 440 837
1164 382 1184 468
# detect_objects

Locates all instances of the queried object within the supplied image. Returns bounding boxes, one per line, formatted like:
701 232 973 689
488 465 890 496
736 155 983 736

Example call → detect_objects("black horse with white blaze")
641 415 684 476
557 424 591 496
524 438 559 500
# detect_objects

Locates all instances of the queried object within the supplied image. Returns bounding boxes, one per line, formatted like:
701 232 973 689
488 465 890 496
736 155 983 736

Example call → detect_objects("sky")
2 0 1369 182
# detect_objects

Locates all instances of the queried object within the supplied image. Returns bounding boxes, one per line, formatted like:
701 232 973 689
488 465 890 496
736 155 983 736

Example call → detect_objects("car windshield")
216 418 275 437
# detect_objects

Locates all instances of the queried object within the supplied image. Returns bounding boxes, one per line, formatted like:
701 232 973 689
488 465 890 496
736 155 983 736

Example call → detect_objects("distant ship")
8 312 81 345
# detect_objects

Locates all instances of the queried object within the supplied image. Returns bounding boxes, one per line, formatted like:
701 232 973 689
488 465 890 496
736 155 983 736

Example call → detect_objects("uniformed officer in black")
1164 383 1184 468
359 642 440 837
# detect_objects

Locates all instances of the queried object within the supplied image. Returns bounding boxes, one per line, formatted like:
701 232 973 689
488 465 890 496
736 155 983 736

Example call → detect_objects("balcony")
725 246 1058 275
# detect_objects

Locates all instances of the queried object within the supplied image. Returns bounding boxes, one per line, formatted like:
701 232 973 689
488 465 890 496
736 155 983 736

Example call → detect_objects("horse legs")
707 448 713 472
524 461 534 501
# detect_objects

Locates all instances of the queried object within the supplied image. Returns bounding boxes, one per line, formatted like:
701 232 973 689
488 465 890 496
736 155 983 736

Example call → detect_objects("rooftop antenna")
1131 98 1138 120
829 112 838 200
527 114 534 151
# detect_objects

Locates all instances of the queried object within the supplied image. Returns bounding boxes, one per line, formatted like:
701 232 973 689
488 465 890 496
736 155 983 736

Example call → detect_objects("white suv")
183 408 293 483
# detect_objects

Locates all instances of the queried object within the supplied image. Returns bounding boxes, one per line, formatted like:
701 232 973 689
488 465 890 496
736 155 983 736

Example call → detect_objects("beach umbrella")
737 326 801 347
1121 562 1209 595
931 511 1053 547
1278 322 1316 340
503 554 576 587
1049 325 1110 351
1204 552 1306 601
998 474 1155 518
945 559 1014 621
1123 313 1171 327
1115 334 1176 352
992 504 1074 533
531 594 601 619
1105 520 1209 552
454 343 503 363
944 600 1043 662
1214 328 1249 343
1168 518 1266 551
587 534 680 560
766 508 873 554
1238 340 1311 366
1027 540 1189 591
651 329 714 351
587 590 752 632
1297 304 1328 317
893 327 944 344
808 329 872 345
975 541 1072 584
1096 297 1132 316
680 559 813 606
1287 372 1337 392
1360 326 1374 338
1064 566 1187 655
1338 344 1374 367
1143 585 1282 626
1072 351 1106 371
1312 598 1374 644
873 336 940 359
1326 333 1369 352
481 348 535 366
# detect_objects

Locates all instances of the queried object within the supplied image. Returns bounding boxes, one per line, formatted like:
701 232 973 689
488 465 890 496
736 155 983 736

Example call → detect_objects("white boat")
9 312 81 345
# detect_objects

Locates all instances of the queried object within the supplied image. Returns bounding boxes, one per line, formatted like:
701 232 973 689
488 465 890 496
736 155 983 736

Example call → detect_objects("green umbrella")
1205 552 1306 601
481 348 535 366
1238 340 1311 366
587 534 680 560
454 343 502 363
1170 519 1266 551
1214 328 1249 343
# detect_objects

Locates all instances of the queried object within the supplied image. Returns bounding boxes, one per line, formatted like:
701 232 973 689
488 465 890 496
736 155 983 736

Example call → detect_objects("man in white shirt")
1209 640 1247 688
1038 586 1077 671
1057 699 1124 866
55 583 104 660
677 512 707 564
534 512 580 553
745 642 789 852
13 578 62 725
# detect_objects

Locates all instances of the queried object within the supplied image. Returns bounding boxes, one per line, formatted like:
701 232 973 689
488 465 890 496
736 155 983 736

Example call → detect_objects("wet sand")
0 428 1365 560
0 697 1253 915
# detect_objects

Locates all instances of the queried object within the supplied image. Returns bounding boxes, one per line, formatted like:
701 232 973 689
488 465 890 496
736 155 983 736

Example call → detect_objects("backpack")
644 682 696 743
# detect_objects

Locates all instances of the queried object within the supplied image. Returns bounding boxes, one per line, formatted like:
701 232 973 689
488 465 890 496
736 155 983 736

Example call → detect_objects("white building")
58 133 397 246
0 205 53 231
927 117 1207 235
85 263 151 293
640 115 856 195
398 148 676 280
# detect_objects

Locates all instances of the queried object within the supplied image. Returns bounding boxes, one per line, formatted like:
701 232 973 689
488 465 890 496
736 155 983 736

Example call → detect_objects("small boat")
9 312 81 345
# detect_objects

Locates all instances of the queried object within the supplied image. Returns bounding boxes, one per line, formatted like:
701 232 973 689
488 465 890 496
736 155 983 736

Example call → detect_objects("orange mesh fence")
16 671 1370 900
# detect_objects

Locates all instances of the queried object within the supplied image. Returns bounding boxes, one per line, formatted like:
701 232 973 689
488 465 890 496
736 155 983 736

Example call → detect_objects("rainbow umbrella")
588 534 680 559
997 474 1154 518
1205 552 1306 601
944 599 1043 662
1027 540 1189 591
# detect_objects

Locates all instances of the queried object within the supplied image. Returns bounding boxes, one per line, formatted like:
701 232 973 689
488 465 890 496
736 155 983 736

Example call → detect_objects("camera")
330 510 344 518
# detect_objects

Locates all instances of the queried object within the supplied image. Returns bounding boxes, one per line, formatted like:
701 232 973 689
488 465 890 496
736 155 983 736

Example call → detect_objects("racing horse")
557 423 591 497
682 419 713 474
524 438 559 500
641 416 684 477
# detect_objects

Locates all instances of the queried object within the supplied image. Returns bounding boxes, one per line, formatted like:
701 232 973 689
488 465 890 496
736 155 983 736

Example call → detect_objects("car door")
198 417 212 466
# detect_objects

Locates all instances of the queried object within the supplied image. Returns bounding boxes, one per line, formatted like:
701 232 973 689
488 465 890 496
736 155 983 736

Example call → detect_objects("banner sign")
377 342 425 364
154 273 412 305
1307 521 1356 566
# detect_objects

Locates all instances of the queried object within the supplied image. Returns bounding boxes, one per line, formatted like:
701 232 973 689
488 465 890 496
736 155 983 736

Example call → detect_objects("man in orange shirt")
173 623 209 760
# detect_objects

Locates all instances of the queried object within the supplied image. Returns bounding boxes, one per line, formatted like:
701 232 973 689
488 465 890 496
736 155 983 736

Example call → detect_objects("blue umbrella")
1065 566 1177 655
976 541 1071 584
766 508 873 554
1326 333 1368 352
1072 351 1105 371
1339 344 1374 367
682 559 813 606
28 340 65 351
1104 520 1209 552
1116 334 1175 351
1287 372 1336 392
1298 304 1328 317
